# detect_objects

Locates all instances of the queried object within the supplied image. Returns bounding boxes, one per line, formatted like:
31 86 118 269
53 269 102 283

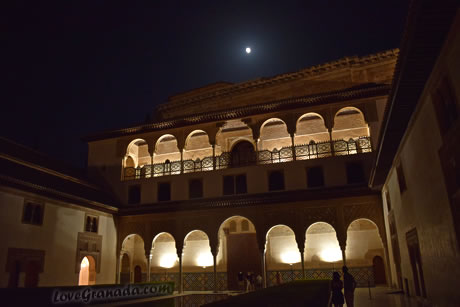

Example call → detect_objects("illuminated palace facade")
84 49 398 291
1 4 459 306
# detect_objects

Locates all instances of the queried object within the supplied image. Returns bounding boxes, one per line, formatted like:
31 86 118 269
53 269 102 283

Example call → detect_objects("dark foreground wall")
0 282 174 306
204 280 330 307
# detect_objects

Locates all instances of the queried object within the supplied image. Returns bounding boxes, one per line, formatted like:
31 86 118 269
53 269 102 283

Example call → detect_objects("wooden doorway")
372 256 386 284
226 233 261 290
406 229 427 298
231 141 256 166
120 253 130 284
134 265 142 283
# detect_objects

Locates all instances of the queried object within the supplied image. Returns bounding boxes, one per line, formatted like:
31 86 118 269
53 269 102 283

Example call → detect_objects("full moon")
245 47 251 54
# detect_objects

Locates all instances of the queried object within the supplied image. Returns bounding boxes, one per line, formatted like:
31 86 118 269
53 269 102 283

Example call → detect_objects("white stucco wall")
0 189 117 287
382 14 460 306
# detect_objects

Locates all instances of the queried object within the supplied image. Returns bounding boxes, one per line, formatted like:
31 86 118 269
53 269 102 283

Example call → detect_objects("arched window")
91 218 98 233
23 203 33 223
22 202 44 225
229 221 237 232
86 217 92 232
241 220 249 231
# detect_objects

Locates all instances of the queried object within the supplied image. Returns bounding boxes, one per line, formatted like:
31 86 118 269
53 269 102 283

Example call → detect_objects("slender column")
341 248 347 267
329 128 334 156
301 250 305 279
255 139 259 164
212 144 216 170
117 253 122 284
260 250 267 288
131 264 134 283
178 254 183 293
291 134 296 161
180 150 184 174
213 253 218 293
146 254 151 282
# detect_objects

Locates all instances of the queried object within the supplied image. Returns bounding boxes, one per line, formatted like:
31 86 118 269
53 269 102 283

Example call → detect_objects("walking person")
275 271 281 285
342 266 357 307
245 272 251 292
331 272 344 307
248 272 255 291
256 274 263 290
237 271 244 292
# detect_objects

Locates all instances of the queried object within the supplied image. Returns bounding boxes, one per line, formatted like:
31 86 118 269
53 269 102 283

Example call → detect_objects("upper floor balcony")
123 137 372 180
122 106 373 181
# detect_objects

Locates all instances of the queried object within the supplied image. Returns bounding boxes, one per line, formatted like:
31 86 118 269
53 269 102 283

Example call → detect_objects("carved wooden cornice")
84 83 389 142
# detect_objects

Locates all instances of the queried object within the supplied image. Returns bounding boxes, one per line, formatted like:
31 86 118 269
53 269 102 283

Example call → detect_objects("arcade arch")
217 216 259 290
259 118 291 151
150 233 178 283
265 225 301 285
153 134 181 164
332 107 369 141
295 113 329 145
183 130 213 162
304 222 342 270
345 219 385 273
183 230 213 271
123 139 151 179
120 234 147 283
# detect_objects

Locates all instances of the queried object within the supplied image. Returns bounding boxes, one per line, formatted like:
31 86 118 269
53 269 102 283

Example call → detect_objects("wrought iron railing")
123 136 372 180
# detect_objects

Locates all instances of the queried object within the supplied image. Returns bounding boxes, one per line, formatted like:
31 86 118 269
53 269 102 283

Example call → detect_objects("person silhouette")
342 266 357 307
331 271 344 307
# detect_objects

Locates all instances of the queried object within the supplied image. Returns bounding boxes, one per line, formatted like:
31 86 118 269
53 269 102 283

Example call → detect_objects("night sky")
3 1 408 168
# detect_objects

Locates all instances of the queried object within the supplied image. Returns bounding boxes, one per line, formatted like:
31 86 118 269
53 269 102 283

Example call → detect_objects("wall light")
280 251 301 265
196 253 213 268
319 247 342 262
159 253 177 268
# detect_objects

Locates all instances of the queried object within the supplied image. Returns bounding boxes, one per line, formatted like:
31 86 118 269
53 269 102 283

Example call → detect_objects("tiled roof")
0 138 119 212
84 82 390 141
158 49 399 113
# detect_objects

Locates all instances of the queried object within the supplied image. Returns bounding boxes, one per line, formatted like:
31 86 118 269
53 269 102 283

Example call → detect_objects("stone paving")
355 287 428 307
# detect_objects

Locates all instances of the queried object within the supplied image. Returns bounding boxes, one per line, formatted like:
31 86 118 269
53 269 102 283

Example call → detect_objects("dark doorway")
231 141 256 167
134 265 142 283
120 254 130 284
406 229 427 298
226 233 261 290
373 256 386 284
24 261 40 288
389 213 403 289
8 261 21 288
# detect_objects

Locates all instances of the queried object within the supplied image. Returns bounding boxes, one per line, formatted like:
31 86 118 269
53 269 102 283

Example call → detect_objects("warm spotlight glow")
159 253 177 268
280 251 301 264
320 248 342 262
196 252 213 268
80 257 89 268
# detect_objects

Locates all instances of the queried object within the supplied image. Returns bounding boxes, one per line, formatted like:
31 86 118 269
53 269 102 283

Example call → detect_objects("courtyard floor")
355 287 427 307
